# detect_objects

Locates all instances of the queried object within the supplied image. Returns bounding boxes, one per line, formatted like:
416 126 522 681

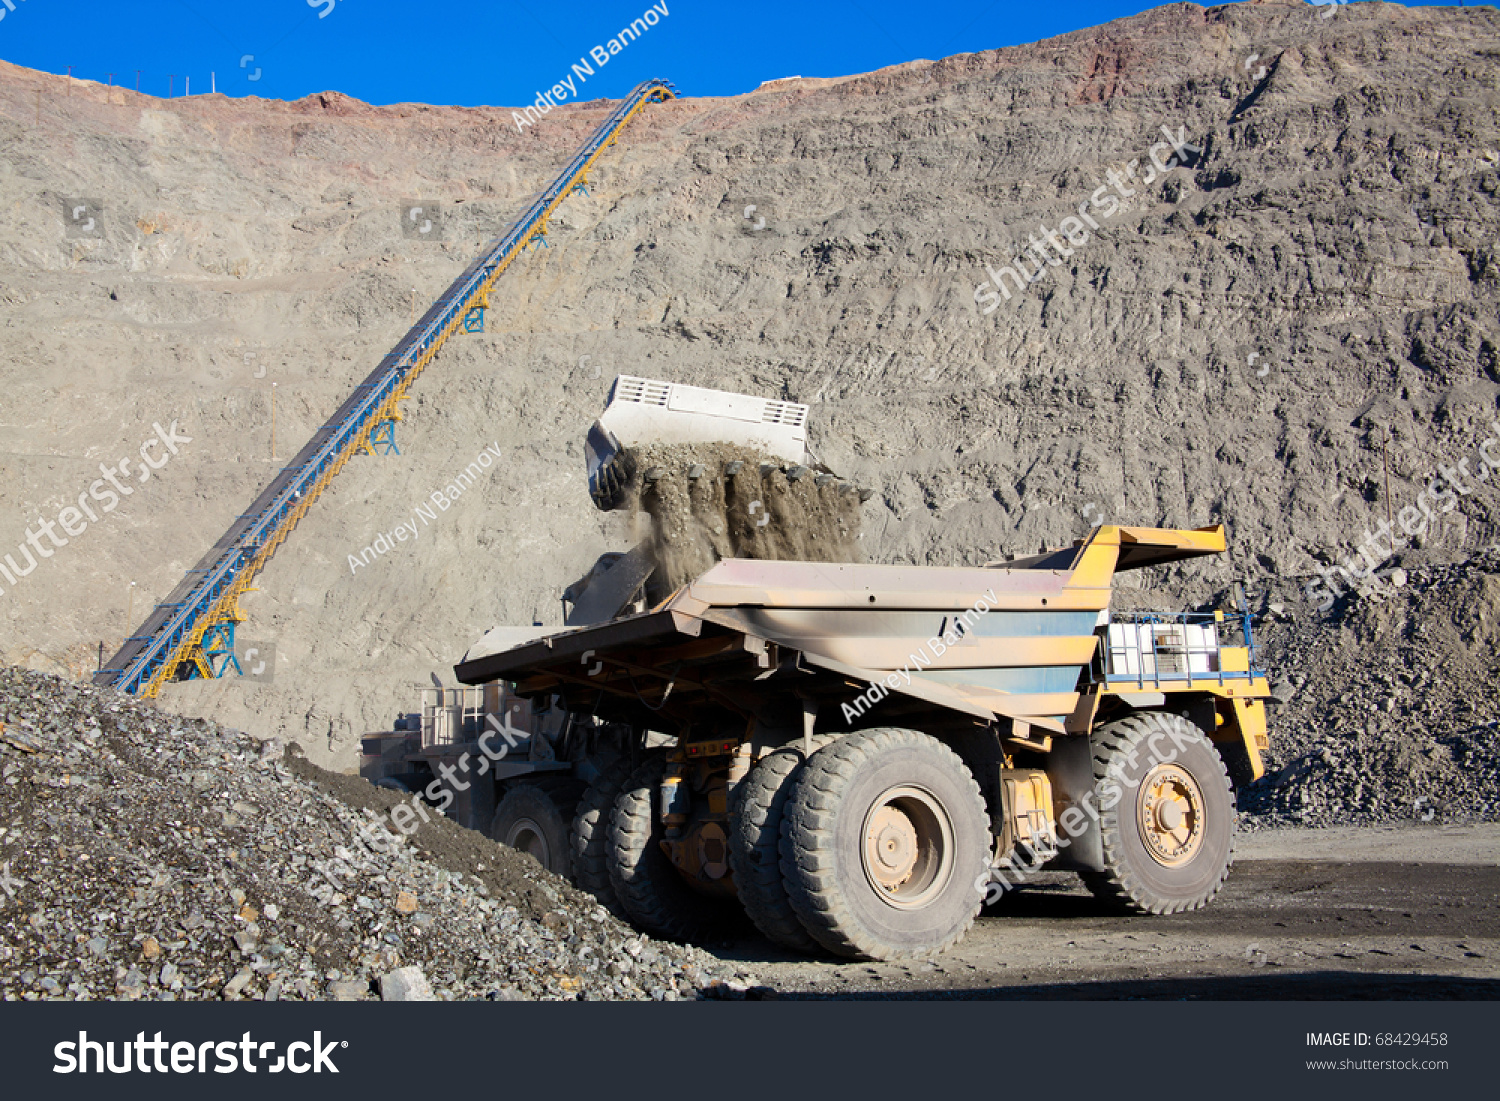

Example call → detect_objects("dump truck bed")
455 525 1247 734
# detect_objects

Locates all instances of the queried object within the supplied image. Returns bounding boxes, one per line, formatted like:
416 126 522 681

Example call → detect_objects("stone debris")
0 667 755 1001
623 443 864 595
379 965 435 1001
1242 547 1500 828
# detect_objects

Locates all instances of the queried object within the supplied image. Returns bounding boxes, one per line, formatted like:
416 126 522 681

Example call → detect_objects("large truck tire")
570 759 634 914
729 734 842 952
779 728 990 961
1079 712 1236 915
489 784 573 879
607 755 733 943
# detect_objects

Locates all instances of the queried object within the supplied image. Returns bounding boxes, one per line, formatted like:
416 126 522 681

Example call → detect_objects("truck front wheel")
779 728 990 961
1079 712 1236 914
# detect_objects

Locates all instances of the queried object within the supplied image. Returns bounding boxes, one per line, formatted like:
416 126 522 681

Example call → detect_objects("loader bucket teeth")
588 449 637 512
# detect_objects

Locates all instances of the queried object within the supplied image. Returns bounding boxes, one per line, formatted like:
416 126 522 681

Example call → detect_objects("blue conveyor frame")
95 79 680 696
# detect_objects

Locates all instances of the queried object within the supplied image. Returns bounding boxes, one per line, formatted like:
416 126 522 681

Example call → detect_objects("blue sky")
0 1 1450 106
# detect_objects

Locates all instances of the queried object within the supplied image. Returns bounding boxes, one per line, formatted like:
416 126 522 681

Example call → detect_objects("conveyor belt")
95 79 680 696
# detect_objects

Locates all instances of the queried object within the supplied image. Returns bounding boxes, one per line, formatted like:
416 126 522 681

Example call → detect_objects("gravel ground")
0 666 760 1001
732 836 1500 1000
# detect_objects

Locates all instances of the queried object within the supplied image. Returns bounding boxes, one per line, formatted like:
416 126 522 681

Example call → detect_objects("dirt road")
716 824 1500 999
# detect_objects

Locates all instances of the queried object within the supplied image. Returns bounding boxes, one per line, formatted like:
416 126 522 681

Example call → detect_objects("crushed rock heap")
623 443 865 594
0 667 761 1001
1241 546 1500 829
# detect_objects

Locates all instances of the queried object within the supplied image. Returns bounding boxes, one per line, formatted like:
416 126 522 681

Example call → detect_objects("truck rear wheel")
490 784 573 879
729 735 841 953
571 759 634 914
608 755 732 943
779 728 990 961
1080 712 1235 915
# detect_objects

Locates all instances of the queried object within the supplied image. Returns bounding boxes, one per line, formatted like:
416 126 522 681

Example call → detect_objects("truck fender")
1045 735 1105 872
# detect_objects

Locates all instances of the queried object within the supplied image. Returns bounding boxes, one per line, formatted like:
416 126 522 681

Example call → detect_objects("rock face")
1 1 1500 787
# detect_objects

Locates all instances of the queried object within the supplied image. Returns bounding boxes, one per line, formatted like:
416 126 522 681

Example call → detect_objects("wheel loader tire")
489 784 573 879
570 759 634 914
1078 712 1236 915
607 755 732 944
779 728 991 961
728 735 843 952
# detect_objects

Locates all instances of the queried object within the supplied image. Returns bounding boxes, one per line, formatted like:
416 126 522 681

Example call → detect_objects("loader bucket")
586 375 810 510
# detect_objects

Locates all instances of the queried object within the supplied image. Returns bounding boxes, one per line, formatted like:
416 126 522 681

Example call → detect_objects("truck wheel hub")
861 786 954 910
1135 764 1204 867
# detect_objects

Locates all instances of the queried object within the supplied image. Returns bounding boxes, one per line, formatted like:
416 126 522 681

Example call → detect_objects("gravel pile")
1240 547 1500 829
1240 721 1500 829
0 667 759 1001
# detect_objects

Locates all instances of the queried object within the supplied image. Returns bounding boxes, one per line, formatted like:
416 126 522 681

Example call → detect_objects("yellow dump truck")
450 523 1271 961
